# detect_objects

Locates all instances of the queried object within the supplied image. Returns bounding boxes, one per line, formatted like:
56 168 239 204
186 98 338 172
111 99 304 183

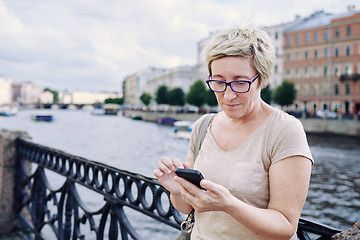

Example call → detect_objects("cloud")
0 0 357 91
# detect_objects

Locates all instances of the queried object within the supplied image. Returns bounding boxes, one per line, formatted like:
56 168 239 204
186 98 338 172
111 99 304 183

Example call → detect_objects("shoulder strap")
194 113 215 160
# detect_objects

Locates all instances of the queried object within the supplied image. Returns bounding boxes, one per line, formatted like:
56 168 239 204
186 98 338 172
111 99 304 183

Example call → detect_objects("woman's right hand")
153 156 190 194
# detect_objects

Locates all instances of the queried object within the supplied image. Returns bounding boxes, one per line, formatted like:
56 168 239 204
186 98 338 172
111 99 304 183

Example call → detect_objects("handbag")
174 114 215 240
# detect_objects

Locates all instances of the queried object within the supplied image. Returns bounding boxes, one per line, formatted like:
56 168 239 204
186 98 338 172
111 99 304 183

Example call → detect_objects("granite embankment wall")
124 110 360 136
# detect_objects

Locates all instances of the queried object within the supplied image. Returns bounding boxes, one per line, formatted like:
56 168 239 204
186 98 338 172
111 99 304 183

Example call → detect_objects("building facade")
146 65 197 98
284 9 360 114
123 66 197 107
0 77 12 105
265 15 304 89
11 81 42 106
122 67 166 107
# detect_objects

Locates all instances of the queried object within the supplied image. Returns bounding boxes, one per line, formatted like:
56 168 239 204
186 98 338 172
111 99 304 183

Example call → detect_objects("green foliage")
140 92 152 106
186 80 207 108
274 80 296 107
168 88 185 106
261 85 272 104
156 85 168 104
43 88 59 103
205 89 218 107
104 98 124 105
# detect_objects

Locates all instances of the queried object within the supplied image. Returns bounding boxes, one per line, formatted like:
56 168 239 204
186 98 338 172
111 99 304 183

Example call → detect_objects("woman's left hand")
174 176 233 213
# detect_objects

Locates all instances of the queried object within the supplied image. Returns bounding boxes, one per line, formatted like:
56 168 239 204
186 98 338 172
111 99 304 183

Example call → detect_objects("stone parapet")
0 129 31 235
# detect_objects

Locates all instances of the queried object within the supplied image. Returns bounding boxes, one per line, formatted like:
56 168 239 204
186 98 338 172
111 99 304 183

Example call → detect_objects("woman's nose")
223 85 236 100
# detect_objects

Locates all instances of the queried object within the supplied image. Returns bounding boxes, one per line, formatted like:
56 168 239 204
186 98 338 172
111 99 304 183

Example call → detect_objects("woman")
154 24 313 240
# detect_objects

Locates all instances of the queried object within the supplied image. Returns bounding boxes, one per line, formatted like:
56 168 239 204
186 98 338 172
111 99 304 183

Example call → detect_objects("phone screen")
175 169 204 189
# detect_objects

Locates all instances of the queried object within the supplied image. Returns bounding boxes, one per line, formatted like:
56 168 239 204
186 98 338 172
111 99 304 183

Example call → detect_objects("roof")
284 10 360 32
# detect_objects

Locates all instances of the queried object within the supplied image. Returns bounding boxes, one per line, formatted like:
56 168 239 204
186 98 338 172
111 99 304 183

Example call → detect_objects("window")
335 28 340 38
314 49 318 59
334 84 339 95
275 32 278 39
346 26 351 36
334 64 340 77
323 65 328 77
313 84 319 96
303 84 309 96
287 53 291 61
345 63 353 75
345 82 351 95
296 34 300 44
305 33 309 43
335 47 340 57
304 51 308 59
314 32 318 42
324 30 328 40
295 68 299 78
274 65 278 73
287 36 291 45
313 65 318 77
304 66 309 78
323 48 328 58
313 103 317 112
295 51 300 60
286 68 291 77
346 45 351 56
322 82 328 96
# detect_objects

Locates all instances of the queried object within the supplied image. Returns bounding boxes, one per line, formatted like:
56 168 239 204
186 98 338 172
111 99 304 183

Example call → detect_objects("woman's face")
210 56 262 120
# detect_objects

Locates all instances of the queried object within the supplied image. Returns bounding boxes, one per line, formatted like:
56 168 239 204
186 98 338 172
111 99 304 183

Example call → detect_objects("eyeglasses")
206 74 259 93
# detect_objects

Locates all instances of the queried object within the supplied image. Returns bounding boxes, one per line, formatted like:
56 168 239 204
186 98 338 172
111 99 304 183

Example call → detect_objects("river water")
1 109 359 238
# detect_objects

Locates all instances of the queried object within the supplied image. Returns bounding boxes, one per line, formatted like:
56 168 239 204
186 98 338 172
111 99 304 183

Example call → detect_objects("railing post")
0 129 31 235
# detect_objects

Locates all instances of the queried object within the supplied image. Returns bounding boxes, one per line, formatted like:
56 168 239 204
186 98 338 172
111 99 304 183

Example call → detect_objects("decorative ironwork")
14 138 341 240
15 138 184 240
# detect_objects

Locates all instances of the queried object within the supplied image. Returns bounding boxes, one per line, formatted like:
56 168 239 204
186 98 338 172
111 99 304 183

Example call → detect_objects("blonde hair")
203 23 276 87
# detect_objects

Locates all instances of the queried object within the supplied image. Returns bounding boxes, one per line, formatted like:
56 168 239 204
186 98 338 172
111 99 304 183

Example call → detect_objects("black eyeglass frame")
206 74 259 93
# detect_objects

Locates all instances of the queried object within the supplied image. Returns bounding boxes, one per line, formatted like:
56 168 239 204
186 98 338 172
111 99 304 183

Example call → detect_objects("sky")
0 0 358 92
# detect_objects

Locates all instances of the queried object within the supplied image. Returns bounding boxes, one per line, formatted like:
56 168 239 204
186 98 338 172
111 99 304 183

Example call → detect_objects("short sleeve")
270 116 313 165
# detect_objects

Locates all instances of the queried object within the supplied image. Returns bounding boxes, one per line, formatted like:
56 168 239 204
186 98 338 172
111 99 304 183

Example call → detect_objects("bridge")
0 129 342 239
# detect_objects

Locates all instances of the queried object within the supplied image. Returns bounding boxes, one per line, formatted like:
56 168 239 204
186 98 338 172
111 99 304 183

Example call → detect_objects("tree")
261 85 272 104
186 80 207 108
140 92 152 106
168 88 185 106
156 85 168 105
274 80 296 107
105 98 124 105
205 89 218 107
44 88 59 103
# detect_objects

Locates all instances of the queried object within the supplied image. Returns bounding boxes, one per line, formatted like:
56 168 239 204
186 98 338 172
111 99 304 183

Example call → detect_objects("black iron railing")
15 138 184 240
14 138 341 240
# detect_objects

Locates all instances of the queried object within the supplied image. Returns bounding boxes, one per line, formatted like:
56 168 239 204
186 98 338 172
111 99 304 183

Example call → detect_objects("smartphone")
175 168 205 189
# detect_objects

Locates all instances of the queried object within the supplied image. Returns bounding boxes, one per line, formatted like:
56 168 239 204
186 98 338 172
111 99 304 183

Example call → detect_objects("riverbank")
123 109 360 136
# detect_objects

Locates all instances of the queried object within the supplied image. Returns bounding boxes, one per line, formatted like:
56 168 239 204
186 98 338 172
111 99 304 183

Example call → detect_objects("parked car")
316 110 338 119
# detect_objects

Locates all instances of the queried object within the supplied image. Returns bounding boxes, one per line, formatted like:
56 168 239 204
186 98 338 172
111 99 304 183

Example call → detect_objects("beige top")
187 109 313 240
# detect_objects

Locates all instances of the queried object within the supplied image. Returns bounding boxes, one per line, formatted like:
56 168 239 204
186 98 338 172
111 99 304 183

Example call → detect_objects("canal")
0 109 359 238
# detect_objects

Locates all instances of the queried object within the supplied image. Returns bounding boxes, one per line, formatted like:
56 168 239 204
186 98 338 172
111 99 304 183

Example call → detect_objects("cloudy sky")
0 0 357 92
